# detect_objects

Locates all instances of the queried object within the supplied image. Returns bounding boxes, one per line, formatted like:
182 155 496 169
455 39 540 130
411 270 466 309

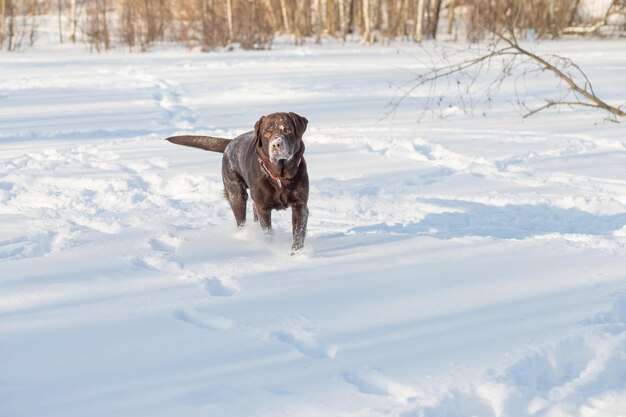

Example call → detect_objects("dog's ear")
254 116 265 149
289 112 308 139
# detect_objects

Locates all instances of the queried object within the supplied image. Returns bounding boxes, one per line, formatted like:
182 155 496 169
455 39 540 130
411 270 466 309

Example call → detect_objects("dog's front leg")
255 204 272 234
291 203 308 253
252 202 259 223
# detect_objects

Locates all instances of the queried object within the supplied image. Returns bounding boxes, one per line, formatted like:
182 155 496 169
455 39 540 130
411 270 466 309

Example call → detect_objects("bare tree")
312 0 322 43
28 0 36 45
362 0 371 42
68 0 77 42
0 0 6 47
466 0 589 41
446 0 455 34
57 0 63 42
338 0 347 40
391 28 625 120
118 0 136 49
414 0 424 41
1 0 37 50
225 0 233 41
84 0 110 52
117 0 170 51
279 0 290 32
3 0 625 52
498 31 625 118
425 0 441 39
234 0 273 49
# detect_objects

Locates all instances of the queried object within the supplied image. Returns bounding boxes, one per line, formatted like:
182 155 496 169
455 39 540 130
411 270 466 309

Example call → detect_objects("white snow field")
1 39 626 417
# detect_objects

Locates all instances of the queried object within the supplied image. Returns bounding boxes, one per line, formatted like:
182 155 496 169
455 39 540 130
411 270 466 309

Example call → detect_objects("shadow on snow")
350 199 626 240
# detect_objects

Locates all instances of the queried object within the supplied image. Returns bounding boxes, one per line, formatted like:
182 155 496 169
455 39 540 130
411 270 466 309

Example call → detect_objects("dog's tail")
166 135 231 153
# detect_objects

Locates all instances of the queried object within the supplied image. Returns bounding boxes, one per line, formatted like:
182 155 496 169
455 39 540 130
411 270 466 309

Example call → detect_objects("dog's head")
255 112 308 168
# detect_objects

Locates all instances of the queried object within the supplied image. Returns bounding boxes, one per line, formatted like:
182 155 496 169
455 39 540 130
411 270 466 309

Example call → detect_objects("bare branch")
523 100 608 119
494 31 625 117
391 29 625 121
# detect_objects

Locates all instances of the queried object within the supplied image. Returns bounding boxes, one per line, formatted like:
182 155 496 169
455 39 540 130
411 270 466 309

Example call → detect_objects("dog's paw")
290 245 311 257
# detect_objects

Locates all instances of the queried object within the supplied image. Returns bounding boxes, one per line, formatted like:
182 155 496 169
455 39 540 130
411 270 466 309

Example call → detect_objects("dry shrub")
1 0 39 51
4 0 623 52
118 0 171 51
169 0 273 51
465 0 583 40
169 0 228 51
233 0 274 49
84 0 110 51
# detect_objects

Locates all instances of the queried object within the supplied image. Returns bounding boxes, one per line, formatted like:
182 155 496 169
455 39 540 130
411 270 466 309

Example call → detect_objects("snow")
1 39 626 417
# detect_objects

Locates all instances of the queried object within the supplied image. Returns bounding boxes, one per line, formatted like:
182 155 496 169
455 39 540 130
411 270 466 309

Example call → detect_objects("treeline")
1 0 624 51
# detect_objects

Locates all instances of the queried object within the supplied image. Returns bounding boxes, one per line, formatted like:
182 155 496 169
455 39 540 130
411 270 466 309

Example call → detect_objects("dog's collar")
258 157 301 188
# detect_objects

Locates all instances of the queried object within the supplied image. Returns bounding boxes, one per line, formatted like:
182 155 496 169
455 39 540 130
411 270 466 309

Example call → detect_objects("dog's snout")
269 138 290 160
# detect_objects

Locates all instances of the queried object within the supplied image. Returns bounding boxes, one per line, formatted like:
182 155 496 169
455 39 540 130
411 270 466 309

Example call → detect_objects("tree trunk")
261 0 277 30
225 0 233 41
381 0 390 41
8 0 14 51
158 0 165 41
69 0 76 42
321 0 327 39
143 0 153 44
0 0 6 48
338 0 346 41
102 0 110 50
311 0 321 43
415 0 424 42
391 0 407 39
57 0 63 43
428 0 441 39
279 0 290 32
29 0 37 46
363 0 371 42
446 0 454 34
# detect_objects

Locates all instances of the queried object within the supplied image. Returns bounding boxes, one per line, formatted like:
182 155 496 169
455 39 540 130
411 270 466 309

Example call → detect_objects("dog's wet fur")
166 112 309 253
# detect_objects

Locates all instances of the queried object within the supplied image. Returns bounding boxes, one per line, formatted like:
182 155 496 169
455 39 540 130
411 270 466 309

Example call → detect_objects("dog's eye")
264 132 271 138
284 129 291 134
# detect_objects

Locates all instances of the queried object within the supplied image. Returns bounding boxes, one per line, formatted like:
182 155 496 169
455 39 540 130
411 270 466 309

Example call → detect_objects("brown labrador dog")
166 112 309 253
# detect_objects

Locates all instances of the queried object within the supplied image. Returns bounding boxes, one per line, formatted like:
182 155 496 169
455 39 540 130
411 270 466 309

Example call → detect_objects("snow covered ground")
1 39 626 417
